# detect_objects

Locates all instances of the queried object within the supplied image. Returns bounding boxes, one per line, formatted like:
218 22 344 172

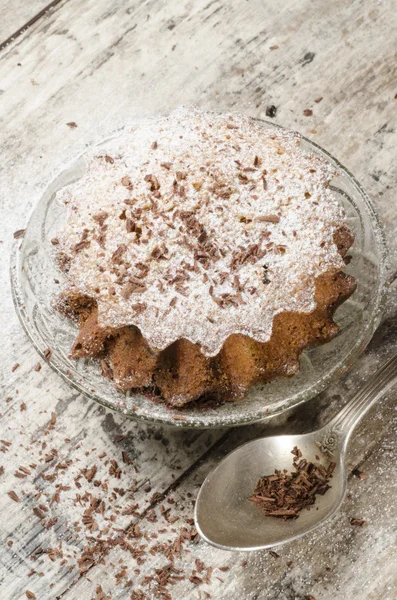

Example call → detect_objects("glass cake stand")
10 119 388 428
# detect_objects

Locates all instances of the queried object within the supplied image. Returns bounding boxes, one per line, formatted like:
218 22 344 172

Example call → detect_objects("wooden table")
1 1 396 598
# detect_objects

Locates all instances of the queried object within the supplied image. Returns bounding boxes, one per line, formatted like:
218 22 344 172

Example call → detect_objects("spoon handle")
318 353 397 455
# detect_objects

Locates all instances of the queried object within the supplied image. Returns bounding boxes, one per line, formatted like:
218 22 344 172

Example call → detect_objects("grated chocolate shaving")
132 303 147 315
74 240 90 252
121 176 132 187
8 490 20 502
350 518 367 527
256 214 279 223
249 446 335 519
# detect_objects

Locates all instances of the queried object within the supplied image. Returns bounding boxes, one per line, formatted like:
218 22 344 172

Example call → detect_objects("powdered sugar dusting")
56 107 348 356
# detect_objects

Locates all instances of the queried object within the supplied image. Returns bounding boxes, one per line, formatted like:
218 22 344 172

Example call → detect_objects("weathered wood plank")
58 404 397 600
0 0 60 48
39 314 397 600
0 0 396 598
2 316 396 600
0 354 225 599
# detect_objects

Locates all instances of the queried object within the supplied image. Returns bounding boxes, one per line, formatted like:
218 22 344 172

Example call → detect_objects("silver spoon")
194 353 397 551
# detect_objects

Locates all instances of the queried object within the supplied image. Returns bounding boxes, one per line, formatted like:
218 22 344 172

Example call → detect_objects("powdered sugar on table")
56 106 347 356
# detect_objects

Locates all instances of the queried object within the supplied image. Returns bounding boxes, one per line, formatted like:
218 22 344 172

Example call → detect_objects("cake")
54 107 356 407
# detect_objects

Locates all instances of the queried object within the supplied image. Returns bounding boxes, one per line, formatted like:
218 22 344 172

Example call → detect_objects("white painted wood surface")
0 0 396 598
0 0 55 46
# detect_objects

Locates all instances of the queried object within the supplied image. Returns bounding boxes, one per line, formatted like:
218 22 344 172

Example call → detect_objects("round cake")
54 107 356 407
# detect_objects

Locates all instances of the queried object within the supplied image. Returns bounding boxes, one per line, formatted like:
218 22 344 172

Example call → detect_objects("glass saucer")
10 119 388 428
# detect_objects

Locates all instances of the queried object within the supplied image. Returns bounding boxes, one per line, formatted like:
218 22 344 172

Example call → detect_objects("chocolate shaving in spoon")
248 446 335 519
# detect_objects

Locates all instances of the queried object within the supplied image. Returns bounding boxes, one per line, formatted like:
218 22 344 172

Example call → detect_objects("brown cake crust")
57 228 356 407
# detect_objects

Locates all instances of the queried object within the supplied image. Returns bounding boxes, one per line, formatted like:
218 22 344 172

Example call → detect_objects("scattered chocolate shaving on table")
85 465 97 482
92 584 111 600
66 122 78 129
262 264 270 284
352 469 368 480
13 229 26 239
33 506 46 519
350 518 367 527
8 490 20 502
303 109 313 117
12 363 20 372
314 96 323 103
265 105 277 118
256 214 279 223
19 466 31 475
248 446 335 519
43 348 52 361
48 412 56 430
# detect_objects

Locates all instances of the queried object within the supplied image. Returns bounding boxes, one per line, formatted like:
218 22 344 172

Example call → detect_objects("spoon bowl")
195 431 345 551
195 353 397 551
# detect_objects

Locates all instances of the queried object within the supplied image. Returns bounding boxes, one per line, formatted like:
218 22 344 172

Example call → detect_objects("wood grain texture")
32 316 397 600
0 0 61 47
62 395 397 600
0 0 396 598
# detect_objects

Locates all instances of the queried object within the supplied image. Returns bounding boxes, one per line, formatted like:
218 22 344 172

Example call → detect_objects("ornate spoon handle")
317 353 397 456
